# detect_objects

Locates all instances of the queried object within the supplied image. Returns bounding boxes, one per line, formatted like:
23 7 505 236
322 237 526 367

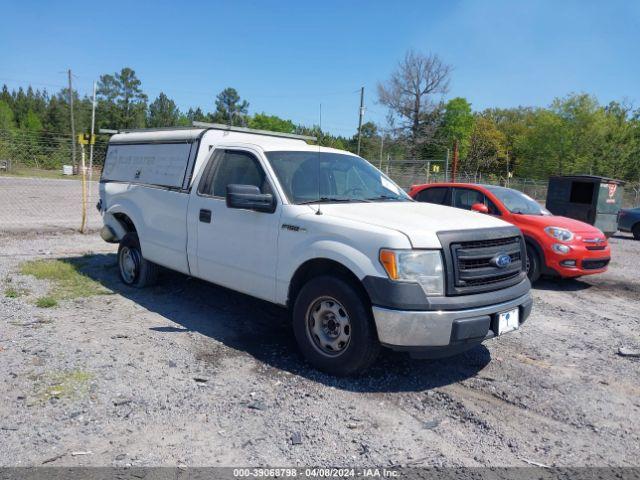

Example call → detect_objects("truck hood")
315 202 511 248
514 214 605 237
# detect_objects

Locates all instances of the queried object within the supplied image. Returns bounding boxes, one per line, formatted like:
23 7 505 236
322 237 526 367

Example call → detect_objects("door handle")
199 209 212 223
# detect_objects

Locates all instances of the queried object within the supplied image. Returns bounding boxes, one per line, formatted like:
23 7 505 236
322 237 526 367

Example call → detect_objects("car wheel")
292 275 380 376
633 223 640 240
117 233 159 288
525 243 541 283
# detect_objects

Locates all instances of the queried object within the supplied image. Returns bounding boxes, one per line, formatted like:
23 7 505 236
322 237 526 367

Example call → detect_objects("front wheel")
117 233 159 288
525 243 541 283
633 224 640 240
292 275 380 376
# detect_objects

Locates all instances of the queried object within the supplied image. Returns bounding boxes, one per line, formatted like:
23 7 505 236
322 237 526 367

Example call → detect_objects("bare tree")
377 50 452 156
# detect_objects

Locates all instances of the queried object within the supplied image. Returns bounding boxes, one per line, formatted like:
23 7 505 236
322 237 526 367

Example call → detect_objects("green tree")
351 121 382 161
482 106 536 175
465 116 507 176
186 107 208 123
97 68 147 129
21 110 43 131
212 87 249 126
513 109 565 178
0 100 16 130
148 92 181 127
440 97 474 157
249 113 296 133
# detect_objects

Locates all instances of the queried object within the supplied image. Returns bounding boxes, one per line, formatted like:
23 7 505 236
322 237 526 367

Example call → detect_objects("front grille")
582 258 610 270
437 227 526 296
586 245 606 251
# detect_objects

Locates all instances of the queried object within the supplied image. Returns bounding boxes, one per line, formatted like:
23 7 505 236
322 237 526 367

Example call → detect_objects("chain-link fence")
382 158 640 207
0 129 107 234
1 131 639 236
0 128 107 176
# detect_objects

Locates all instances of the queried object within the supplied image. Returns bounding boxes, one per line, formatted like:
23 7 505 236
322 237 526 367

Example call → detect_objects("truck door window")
416 187 449 205
206 150 272 198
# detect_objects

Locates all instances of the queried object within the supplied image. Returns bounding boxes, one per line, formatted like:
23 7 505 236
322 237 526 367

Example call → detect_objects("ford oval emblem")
492 253 512 268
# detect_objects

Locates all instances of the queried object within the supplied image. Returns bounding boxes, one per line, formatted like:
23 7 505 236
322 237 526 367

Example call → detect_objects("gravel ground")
0 230 638 468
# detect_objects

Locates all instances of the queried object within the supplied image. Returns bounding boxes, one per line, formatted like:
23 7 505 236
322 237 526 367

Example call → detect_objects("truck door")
187 148 281 302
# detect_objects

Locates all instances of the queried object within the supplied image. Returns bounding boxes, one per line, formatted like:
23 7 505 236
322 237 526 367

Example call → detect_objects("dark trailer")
545 175 625 237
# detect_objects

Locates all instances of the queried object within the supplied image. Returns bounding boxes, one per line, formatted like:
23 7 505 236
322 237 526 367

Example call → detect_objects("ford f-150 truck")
98 123 532 375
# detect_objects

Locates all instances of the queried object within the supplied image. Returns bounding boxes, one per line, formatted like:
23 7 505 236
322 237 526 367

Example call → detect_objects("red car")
409 183 611 282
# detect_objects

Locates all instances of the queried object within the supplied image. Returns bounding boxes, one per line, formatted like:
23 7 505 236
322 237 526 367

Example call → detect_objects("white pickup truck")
98 123 532 375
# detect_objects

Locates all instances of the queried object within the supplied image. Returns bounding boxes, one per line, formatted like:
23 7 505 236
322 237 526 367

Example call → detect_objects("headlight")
544 226 573 242
379 249 444 296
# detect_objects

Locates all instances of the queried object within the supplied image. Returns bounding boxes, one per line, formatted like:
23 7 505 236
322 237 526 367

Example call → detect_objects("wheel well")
113 213 137 234
287 259 369 308
524 236 543 263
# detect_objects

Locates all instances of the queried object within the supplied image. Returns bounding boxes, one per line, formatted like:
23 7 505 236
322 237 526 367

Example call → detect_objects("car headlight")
544 226 573 242
379 249 444 296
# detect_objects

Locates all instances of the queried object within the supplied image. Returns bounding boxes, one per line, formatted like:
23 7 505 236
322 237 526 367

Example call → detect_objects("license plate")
498 308 519 334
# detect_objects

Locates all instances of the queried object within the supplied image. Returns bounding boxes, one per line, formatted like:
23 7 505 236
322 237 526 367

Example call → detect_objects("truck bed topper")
102 122 316 190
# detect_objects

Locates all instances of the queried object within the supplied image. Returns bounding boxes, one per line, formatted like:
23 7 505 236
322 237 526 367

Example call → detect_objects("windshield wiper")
298 197 368 205
365 194 408 201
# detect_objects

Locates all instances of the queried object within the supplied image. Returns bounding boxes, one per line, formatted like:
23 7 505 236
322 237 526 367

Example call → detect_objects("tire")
117 233 159 288
525 243 541 283
633 223 640 240
292 275 380 376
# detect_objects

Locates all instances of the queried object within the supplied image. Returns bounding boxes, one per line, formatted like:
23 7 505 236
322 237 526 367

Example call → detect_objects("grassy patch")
20 259 108 306
35 296 58 308
0 168 72 180
4 285 29 298
34 369 93 403
5 287 20 298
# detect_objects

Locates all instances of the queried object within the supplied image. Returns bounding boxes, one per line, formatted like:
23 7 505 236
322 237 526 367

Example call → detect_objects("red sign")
606 183 617 203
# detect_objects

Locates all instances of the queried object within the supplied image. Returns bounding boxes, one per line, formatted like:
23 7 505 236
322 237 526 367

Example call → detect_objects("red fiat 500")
409 183 611 282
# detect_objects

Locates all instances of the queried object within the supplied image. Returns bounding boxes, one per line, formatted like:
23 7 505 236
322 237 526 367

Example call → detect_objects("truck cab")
99 124 532 375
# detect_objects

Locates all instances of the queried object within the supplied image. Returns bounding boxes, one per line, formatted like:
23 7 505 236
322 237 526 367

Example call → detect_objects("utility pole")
445 148 450 182
68 69 76 170
378 135 384 169
505 150 510 186
452 139 459 182
88 81 97 201
356 86 364 156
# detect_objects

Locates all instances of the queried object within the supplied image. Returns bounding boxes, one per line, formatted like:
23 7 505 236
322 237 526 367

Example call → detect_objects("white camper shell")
99 124 532 375
103 124 315 191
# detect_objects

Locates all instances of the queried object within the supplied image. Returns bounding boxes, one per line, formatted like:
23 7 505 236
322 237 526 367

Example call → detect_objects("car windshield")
265 151 411 204
484 185 551 215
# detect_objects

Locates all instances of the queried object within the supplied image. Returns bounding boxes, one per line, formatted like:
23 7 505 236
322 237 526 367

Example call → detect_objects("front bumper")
544 243 611 278
372 292 532 358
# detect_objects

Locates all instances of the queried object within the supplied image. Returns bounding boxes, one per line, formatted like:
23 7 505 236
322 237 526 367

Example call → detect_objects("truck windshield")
265 151 411 204
484 185 551 216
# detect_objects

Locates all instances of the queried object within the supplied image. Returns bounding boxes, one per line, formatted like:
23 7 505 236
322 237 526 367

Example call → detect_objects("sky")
1 0 638 136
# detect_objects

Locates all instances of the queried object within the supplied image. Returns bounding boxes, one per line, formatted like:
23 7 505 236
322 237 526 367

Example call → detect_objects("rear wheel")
525 243 541 283
632 223 640 240
292 275 380 376
117 233 159 288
